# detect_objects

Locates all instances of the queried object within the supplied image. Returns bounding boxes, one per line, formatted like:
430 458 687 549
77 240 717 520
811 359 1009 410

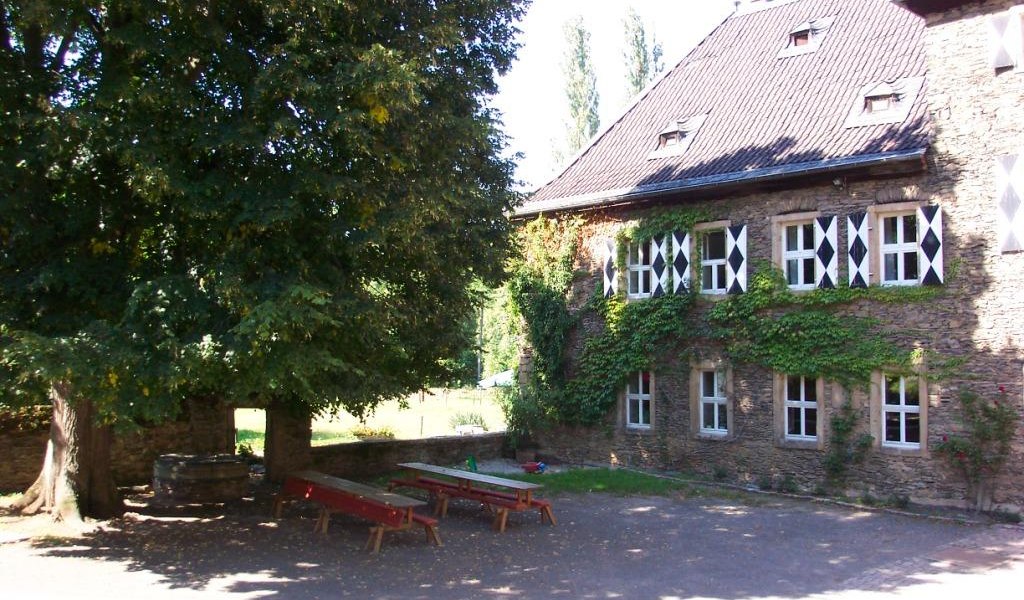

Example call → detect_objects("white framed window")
627 241 653 299
881 374 921 448
784 375 818 441
626 371 652 429
700 368 728 435
701 229 728 294
783 221 816 290
880 212 919 286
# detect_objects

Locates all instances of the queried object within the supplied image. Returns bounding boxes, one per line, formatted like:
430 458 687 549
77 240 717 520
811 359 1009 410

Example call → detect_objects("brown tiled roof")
520 0 930 216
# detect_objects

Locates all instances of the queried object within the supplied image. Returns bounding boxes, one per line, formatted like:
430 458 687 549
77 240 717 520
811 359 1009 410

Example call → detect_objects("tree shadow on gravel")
20 483 1020 600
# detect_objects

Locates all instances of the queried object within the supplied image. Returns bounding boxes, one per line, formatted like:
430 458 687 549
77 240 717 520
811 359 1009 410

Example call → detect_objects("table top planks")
397 462 543 491
289 470 425 508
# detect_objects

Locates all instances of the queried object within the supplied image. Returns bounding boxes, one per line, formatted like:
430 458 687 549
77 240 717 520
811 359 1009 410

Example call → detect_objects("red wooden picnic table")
391 462 556 532
274 470 441 552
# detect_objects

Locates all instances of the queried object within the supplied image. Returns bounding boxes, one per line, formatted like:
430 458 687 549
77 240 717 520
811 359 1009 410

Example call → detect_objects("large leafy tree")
623 8 663 99
0 0 526 522
561 15 599 156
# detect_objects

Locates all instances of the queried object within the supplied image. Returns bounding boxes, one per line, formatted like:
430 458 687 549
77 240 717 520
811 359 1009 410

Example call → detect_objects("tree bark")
12 383 124 523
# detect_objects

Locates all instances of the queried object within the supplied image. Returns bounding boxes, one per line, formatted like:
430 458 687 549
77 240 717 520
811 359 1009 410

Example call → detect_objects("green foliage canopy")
0 0 528 422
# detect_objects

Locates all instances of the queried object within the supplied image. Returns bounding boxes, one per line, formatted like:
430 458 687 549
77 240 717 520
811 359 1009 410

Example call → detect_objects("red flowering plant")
935 388 1018 511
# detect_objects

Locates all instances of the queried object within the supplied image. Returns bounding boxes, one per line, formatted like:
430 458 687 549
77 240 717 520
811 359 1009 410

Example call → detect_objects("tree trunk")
12 383 124 523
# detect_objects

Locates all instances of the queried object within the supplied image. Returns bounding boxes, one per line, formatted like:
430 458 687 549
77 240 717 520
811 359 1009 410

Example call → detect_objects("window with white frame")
783 221 816 289
700 368 728 434
701 230 728 294
626 371 652 429
880 212 919 286
785 375 818 440
882 374 921 448
627 241 653 299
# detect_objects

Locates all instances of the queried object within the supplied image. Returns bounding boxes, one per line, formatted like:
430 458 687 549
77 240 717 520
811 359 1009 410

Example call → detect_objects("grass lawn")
234 387 504 454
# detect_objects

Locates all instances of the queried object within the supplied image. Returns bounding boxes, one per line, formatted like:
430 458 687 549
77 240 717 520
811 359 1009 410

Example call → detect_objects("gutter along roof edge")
514 147 927 218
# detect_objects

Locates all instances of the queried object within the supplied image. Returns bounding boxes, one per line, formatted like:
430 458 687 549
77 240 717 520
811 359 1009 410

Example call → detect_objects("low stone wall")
0 431 48 492
310 433 505 478
0 400 234 493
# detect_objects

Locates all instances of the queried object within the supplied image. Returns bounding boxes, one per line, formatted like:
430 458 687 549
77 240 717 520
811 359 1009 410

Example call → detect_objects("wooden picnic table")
274 470 441 552
391 462 556 532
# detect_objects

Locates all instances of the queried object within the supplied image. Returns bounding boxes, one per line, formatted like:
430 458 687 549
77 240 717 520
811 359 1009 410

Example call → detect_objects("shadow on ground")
5 481 1020 600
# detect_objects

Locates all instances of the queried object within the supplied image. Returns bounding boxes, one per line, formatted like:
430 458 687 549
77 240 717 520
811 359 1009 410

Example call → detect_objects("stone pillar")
187 395 233 454
264 405 312 483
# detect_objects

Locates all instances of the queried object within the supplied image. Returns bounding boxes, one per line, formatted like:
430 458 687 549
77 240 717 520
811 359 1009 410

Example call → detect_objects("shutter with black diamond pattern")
726 225 747 294
813 215 838 289
847 212 869 288
603 239 617 298
917 205 943 285
671 230 691 293
989 11 1021 70
651 236 668 297
997 154 1023 253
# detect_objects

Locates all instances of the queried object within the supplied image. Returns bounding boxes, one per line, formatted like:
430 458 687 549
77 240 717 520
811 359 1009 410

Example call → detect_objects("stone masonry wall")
0 398 233 492
310 433 505 479
530 162 1024 511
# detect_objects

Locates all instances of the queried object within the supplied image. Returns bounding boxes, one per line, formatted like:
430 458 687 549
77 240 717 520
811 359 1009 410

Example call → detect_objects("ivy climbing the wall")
505 209 951 472
707 265 918 388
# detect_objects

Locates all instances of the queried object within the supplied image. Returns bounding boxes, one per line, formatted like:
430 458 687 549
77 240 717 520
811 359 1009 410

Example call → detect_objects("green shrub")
350 424 395 440
449 412 488 431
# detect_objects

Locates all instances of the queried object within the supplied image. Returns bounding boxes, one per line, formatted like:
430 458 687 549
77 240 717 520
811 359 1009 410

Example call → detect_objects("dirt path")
1 486 1021 599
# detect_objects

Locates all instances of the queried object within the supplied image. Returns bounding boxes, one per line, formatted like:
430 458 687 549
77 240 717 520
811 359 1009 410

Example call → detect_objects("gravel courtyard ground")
1 473 1022 600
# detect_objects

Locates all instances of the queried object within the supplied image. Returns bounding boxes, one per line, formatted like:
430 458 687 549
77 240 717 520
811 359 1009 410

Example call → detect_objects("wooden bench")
389 476 556 525
393 463 556 533
274 470 441 552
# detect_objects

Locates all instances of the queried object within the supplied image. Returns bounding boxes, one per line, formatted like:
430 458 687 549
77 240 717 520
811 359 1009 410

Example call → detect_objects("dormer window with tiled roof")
647 113 708 160
777 16 836 58
863 83 898 114
844 77 924 128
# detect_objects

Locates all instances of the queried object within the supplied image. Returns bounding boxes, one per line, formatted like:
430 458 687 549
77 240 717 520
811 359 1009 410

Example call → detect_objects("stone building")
515 0 1023 511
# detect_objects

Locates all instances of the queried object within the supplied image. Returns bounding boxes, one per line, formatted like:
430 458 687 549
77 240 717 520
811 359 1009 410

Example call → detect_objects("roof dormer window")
659 129 686 149
844 77 924 128
790 28 811 47
864 93 897 114
778 16 835 58
648 113 708 159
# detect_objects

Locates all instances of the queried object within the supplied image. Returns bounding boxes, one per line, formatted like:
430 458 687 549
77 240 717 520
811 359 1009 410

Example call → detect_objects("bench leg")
315 508 332 534
424 524 443 546
272 494 287 519
365 526 385 553
541 505 557 526
492 508 509 533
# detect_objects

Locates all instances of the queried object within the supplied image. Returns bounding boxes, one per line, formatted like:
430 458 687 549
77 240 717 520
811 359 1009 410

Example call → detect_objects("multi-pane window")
626 371 652 429
700 369 728 434
880 213 919 286
701 230 728 293
627 241 653 299
783 222 816 289
785 375 818 440
882 374 921 448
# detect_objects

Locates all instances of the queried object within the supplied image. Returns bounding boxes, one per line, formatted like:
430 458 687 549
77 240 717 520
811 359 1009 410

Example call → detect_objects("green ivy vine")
507 210 952 468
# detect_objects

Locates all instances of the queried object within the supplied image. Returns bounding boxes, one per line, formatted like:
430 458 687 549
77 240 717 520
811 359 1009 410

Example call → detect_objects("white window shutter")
847 212 869 288
651 236 668 297
726 225 747 294
917 205 943 285
997 154 1024 253
671 230 691 293
989 11 1021 70
603 239 617 298
813 215 838 289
